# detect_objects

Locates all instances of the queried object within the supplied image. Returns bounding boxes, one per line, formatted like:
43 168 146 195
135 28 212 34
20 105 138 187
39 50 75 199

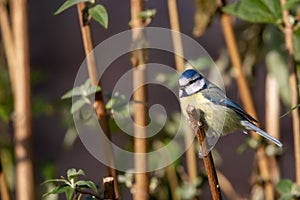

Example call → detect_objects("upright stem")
217 1 274 198
265 74 280 184
167 0 198 194
130 0 149 199
167 0 185 73
76 3 119 197
280 0 300 184
186 105 222 200
10 0 35 199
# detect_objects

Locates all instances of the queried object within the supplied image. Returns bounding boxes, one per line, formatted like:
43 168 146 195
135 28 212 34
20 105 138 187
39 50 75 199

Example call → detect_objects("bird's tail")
241 120 283 147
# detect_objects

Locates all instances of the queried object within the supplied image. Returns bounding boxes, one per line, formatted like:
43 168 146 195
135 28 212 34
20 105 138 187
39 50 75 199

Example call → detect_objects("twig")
167 1 198 196
130 0 149 199
217 0 274 198
103 177 115 200
0 2 16 94
186 105 222 200
76 3 120 197
10 0 35 199
280 0 300 185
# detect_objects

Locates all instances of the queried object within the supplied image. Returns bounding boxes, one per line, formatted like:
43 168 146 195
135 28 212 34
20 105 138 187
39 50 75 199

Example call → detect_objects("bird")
178 68 282 148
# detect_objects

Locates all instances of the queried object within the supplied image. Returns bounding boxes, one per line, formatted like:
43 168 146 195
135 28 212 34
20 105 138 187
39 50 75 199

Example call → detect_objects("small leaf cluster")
277 179 300 200
43 168 99 200
177 177 203 200
55 0 108 29
62 79 101 114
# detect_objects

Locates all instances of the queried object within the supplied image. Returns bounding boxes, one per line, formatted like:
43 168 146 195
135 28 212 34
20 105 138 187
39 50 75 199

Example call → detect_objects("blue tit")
178 69 282 147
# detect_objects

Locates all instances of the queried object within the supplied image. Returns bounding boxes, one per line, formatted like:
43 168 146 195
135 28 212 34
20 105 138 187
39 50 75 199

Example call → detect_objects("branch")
186 105 222 200
217 0 275 198
76 3 120 197
167 0 198 198
130 0 149 199
280 0 300 184
10 0 35 198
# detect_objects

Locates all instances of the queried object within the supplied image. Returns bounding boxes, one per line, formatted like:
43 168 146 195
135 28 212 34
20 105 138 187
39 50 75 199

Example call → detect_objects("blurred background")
0 0 297 199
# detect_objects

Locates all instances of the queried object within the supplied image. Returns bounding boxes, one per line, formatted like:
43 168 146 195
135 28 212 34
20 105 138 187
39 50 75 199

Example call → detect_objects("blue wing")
221 99 257 122
201 85 257 123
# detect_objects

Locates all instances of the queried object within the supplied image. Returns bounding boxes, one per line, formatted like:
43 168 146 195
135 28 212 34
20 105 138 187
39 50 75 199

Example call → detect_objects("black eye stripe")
187 77 202 86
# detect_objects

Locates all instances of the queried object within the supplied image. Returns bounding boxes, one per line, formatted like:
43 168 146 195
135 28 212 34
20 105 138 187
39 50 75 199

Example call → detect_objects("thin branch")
130 0 149 199
280 0 300 184
186 105 222 200
10 0 35 199
0 2 16 94
167 1 198 195
217 0 275 198
76 3 120 197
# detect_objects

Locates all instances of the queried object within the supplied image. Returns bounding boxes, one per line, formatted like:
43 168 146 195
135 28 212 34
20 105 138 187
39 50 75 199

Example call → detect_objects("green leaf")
260 0 282 20
43 184 70 197
88 4 109 29
85 85 101 97
54 0 92 15
62 86 84 99
277 179 293 194
71 99 86 114
293 28 300 63
76 180 98 192
67 168 85 180
65 187 74 200
223 0 280 24
284 0 300 10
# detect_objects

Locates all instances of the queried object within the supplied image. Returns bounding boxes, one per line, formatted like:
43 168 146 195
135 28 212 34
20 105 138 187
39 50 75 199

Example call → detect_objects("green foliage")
54 0 93 15
55 0 109 29
42 168 99 200
106 92 131 118
62 79 101 114
177 177 203 200
277 179 300 200
284 0 300 10
88 5 108 29
138 9 157 19
223 0 282 24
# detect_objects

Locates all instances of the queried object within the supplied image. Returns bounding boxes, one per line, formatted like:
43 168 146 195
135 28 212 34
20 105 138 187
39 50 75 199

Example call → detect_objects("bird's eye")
188 77 200 85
